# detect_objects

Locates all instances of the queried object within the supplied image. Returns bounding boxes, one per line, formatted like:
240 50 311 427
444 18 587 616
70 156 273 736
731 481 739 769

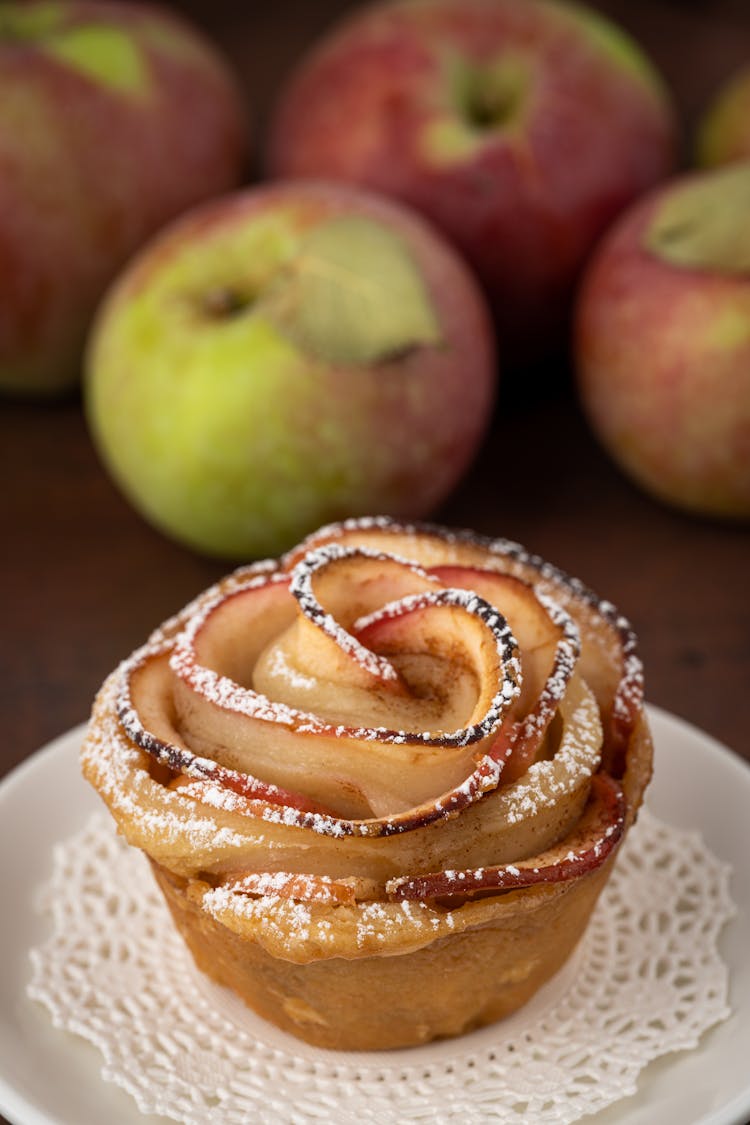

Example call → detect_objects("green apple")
696 63 750 167
85 181 497 558
0 0 248 396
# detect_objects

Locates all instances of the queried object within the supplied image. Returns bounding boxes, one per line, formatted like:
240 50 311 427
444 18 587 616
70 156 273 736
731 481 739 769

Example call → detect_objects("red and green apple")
575 163 750 520
85 180 496 559
0 0 248 396
267 0 676 359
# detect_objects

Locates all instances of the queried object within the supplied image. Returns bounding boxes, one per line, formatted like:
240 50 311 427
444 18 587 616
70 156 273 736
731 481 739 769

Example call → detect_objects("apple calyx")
261 215 443 366
644 164 750 275
202 286 255 320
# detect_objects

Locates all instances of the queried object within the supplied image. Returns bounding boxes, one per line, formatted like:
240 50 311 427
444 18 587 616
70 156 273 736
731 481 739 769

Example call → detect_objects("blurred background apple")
85 179 496 558
575 163 750 520
0 0 248 397
696 62 750 167
266 0 677 361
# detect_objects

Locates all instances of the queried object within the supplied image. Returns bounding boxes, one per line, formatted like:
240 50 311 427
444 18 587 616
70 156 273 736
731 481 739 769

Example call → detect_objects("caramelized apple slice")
176 572 295 688
253 546 441 725
386 772 625 901
120 647 330 815
354 587 520 738
286 544 440 688
428 567 560 708
134 566 522 817
287 547 403 690
291 517 643 765
91 643 603 882
152 673 601 878
426 566 581 781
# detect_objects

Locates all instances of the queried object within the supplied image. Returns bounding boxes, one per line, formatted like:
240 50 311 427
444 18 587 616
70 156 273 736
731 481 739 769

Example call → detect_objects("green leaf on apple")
43 25 149 94
644 164 750 275
261 216 443 366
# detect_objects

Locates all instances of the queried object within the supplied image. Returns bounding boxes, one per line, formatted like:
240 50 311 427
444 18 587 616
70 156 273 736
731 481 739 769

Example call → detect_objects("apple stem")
455 58 527 131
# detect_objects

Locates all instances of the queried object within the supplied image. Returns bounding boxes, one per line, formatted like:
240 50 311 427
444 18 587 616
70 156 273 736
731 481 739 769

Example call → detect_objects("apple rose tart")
82 518 653 1051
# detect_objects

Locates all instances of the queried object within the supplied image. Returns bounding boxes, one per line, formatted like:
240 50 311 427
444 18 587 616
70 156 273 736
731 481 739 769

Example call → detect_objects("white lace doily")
28 808 734 1125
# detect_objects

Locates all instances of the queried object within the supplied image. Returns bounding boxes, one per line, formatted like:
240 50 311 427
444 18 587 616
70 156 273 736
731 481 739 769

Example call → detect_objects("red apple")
575 163 750 520
696 63 750 167
85 180 496 559
266 0 676 359
0 0 248 397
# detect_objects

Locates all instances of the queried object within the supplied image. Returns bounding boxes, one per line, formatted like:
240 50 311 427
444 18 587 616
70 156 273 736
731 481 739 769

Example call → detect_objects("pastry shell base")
151 858 612 1051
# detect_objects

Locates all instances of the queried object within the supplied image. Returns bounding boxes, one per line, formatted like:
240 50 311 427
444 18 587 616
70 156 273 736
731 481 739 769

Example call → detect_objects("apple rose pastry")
82 518 653 1051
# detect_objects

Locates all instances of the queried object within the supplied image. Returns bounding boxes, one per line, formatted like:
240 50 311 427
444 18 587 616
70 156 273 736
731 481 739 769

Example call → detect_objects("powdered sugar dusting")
514 589 580 746
168 553 521 751
297 516 645 743
83 516 649 923
289 544 405 682
82 672 250 858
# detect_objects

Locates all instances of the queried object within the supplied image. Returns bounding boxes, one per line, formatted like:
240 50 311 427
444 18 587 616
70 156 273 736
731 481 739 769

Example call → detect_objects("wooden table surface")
1 2 749 1123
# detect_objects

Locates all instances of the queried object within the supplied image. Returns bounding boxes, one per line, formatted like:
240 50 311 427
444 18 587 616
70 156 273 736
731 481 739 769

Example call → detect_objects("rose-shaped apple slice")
205 772 622 908
255 546 442 723
100 636 602 881
120 641 332 815
386 772 625 902
154 669 602 887
289 518 644 767
425 566 581 780
158 551 523 817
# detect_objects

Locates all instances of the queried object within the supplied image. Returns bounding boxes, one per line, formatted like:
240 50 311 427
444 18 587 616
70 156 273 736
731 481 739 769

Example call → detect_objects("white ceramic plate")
1 707 749 1125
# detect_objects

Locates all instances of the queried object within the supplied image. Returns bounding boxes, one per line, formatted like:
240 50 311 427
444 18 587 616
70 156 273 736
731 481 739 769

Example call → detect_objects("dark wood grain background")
1 2 749 1123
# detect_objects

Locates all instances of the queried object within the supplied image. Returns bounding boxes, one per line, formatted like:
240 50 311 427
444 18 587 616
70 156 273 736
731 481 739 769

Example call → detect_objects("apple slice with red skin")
177 572 296 689
111 641 602 893
386 772 625 901
124 558 523 821
197 769 623 906
353 584 520 738
119 635 519 835
488 618 581 786
427 565 580 778
428 566 561 708
290 518 643 771
121 645 334 816
167 772 335 817
286 546 424 693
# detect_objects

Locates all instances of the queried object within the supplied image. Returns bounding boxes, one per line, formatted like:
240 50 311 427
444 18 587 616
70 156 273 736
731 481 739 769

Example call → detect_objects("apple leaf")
260 216 443 366
43 26 149 95
645 164 750 275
